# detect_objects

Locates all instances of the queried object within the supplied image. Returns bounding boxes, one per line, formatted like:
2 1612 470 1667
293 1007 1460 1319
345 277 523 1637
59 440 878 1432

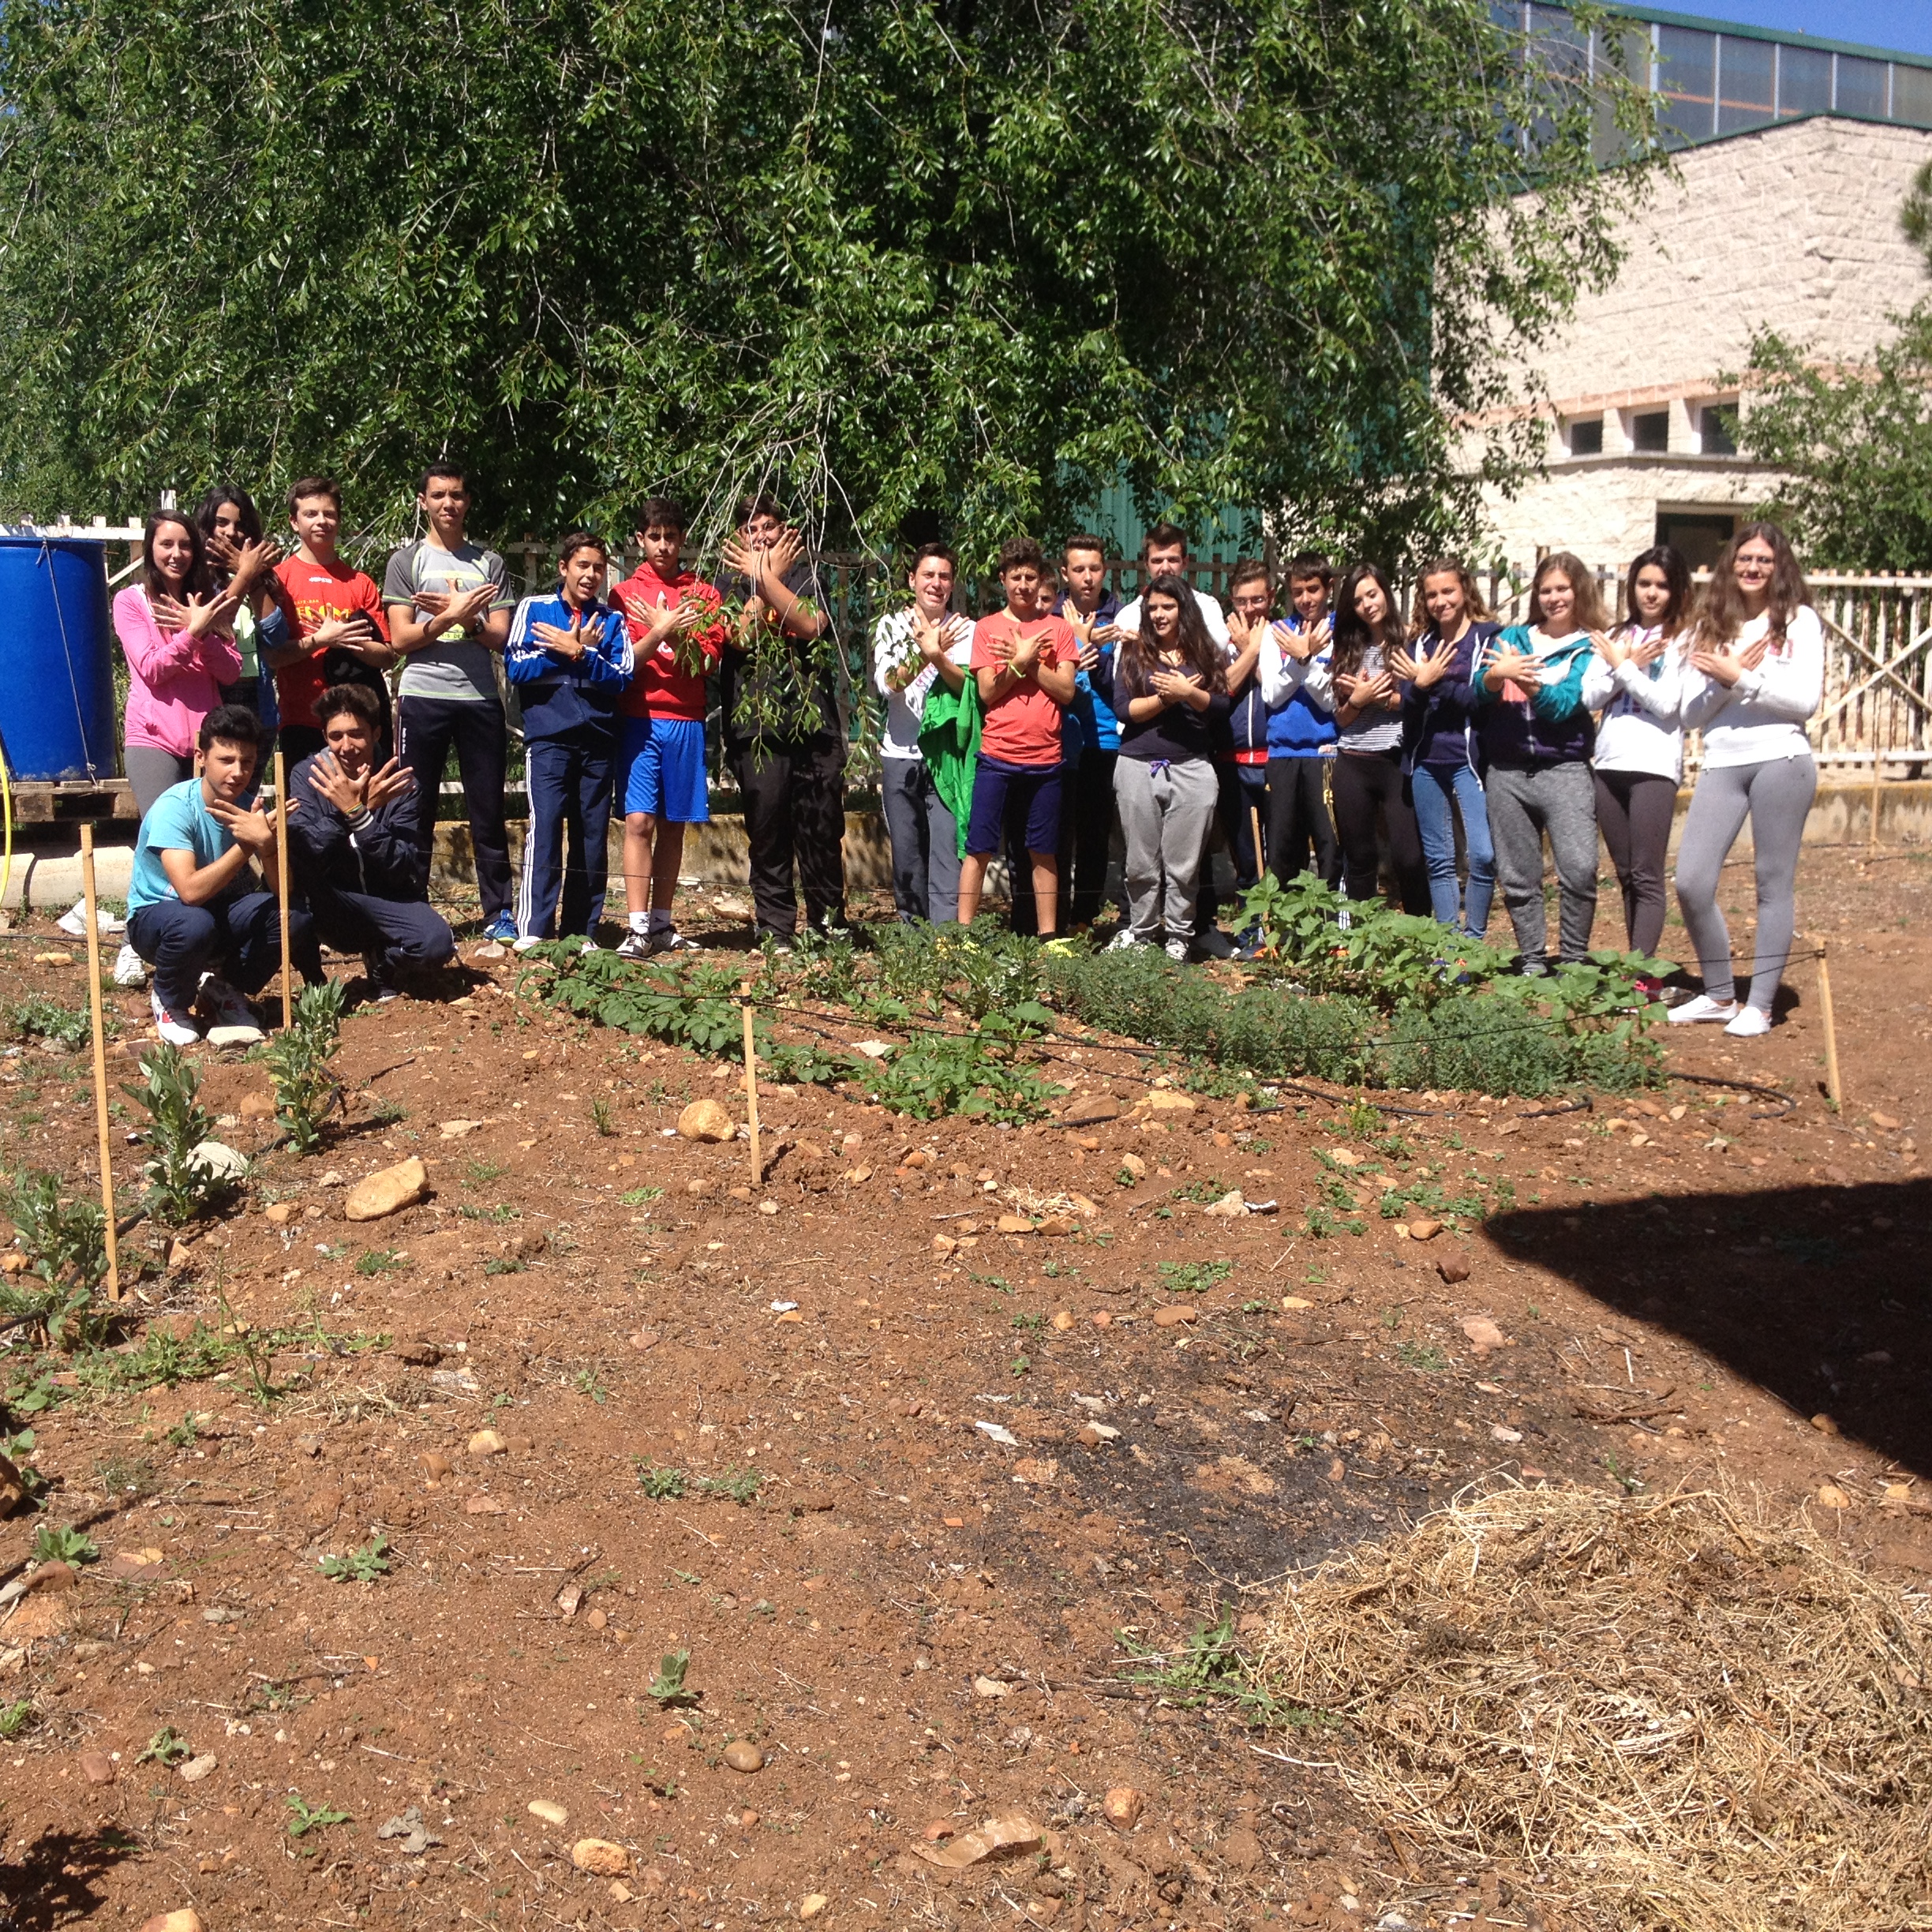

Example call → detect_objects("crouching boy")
287 683 455 999
126 703 320 1046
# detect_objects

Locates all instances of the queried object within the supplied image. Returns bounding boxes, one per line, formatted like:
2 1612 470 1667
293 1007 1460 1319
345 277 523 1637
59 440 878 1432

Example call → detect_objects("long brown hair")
1695 520 1810 646
1331 563 1404 679
1528 551 1608 634
140 509 210 606
1619 545 1694 642
1410 556 1491 640
1121 575 1223 693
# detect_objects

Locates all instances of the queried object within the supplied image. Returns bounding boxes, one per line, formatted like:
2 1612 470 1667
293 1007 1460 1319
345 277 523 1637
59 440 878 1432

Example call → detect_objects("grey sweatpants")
1114 756 1219 942
125 745 194 817
880 756 961 924
1675 754 1817 1013
1485 762 1600 964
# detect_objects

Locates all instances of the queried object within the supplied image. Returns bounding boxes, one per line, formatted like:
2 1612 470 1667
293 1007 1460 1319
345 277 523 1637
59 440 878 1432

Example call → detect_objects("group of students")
871 519 1823 1035
113 464 1823 1045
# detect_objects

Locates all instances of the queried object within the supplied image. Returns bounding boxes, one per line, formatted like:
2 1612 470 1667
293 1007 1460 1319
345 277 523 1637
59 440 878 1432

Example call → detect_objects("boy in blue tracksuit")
1260 552 1340 885
505 532 633 947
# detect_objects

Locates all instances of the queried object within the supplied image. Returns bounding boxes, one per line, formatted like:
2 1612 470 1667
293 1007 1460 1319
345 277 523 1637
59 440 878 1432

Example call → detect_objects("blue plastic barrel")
0 535 117 781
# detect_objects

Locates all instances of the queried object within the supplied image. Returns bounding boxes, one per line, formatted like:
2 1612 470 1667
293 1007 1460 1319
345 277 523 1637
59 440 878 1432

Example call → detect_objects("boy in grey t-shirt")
383 464 519 941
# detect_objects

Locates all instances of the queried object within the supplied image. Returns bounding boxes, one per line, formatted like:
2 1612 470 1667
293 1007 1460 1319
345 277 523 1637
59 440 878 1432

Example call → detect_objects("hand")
719 534 760 583
1340 670 1395 710
912 612 950 666
181 586 240 638
1077 640 1102 675
763 527 804 585
533 616 588 660
1226 609 1255 651
1150 667 1204 705
1273 620 1314 664
311 612 378 654
1689 637 1765 687
363 757 416 813
1627 631 1668 669
1091 622 1120 647
228 536 281 594
307 750 368 815
416 582 496 635
1391 638 1452 688
1483 649 1543 691
206 797 276 852
150 592 189 632
1593 627 1628 670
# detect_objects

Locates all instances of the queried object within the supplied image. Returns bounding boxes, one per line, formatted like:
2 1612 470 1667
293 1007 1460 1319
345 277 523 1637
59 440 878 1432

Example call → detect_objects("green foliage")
318 1535 391 1582
264 981 347 1155
1158 1259 1233 1294
646 1649 695 1707
284 1792 351 1837
32 1522 99 1566
856 1029 1057 1124
8 996 95 1050
534 949 744 1054
1116 1612 1330 1727
618 1186 665 1207
1396 1341 1450 1372
355 1249 402 1277
0 1698 36 1739
636 1462 688 1500
0 1168 109 1347
590 1096 616 1137
698 1467 763 1506
122 1045 232 1223
1 1429 46 1503
137 1725 191 1765
0 0 1648 577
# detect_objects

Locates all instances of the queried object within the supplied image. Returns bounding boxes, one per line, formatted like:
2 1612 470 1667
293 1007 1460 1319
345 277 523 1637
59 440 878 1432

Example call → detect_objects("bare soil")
0 843 1927 1932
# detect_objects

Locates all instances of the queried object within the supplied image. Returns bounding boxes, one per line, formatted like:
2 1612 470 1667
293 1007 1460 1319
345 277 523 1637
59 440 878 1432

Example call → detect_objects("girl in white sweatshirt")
1669 522 1824 1038
1581 545 1692 977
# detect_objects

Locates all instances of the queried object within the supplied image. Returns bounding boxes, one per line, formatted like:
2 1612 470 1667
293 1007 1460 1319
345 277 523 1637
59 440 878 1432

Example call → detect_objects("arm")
284 760 354 872
113 587 197 681
1728 611 1825 723
1257 635 1300 708
159 840 255 905
1300 652 1336 712
1608 653 1684 721
581 609 635 688
1035 652 1078 705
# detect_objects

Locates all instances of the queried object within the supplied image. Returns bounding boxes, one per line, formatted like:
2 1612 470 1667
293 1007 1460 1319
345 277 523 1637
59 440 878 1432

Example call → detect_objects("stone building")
1483 6 1932 569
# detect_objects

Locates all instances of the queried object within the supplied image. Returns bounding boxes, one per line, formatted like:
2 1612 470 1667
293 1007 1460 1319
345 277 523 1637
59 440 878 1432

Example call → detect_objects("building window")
1717 36 1774 133
1657 511 1736 570
1777 44 1832 118
1896 65 1932 128
1631 410 1669 453
1701 404 1739 456
1837 54 1889 118
1568 417 1604 456
1657 25 1715 144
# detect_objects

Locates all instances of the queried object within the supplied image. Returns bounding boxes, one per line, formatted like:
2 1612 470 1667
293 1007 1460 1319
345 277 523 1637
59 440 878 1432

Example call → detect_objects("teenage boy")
268 477 398 766
610 499 731 957
125 704 320 1046
957 537 1079 937
383 465 518 942
873 543 973 923
287 683 455 999
1211 560 1272 942
504 533 633 948
1260 552 1341 886
1058 535 1125 928
715 496 846 947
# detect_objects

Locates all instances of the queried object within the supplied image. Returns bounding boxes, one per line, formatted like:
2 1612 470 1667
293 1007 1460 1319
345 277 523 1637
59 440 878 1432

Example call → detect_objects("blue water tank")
0 535 117 782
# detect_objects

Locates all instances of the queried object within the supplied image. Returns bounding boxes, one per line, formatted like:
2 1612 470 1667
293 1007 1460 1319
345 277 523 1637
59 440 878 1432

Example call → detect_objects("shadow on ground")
1487 1177 1932 1473
0 1826 142 1930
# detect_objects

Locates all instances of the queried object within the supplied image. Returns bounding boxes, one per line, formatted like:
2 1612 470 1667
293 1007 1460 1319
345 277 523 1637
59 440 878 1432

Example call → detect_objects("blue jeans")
1408 762 1495 938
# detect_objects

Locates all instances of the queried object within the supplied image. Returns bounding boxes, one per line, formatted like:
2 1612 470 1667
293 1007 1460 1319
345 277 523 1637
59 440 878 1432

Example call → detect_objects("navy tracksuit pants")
517 728 614 941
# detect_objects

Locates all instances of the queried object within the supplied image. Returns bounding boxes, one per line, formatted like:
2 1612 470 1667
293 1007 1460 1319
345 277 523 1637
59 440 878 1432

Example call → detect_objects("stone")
1142 1091 1196 1112
28 1560 76 1593
1101 1786 1144 1829
678 1099 736 1143
528 1799 569 1827
104 1548 165 1578
392 1339 442 1367
166 1240 196 1272
932 1235 958 1256
178 1753 219 1783
723 1739 765 1773
439 1119 485 1139
467 1428 506 1458
263 1202 297 1226
1406 1218 1442 1241
571 1838 632 1877
1817 1483 1852 1510
1459 1316 1507 1354
1050 1310 1076 1332
421 1452 452 1480
799 1896 829 1921
80 1750 116 1784
139 1914 205 1932
1201 1192 1248 1218
1436 1256 1470 1284
1118 1153 1146 1181
0 1449 29 1517
1151 1305 1197 1327
343 1157 429 1222
995 1214 1035 1235
1810 1413 1840 1436
465 1495 507 1515
238 1091 275 1118
187 1140 248 1179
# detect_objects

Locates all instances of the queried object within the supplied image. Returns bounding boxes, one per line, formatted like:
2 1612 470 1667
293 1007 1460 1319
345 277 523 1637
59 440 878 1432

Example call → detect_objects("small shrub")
122 1046 232 1222
0 1168 108 1347
264 981 347 1155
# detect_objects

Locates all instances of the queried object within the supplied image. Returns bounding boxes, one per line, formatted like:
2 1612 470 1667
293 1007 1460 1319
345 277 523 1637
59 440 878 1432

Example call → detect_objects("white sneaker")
1163 937 1189 962
112 942 148 987
1667 994 1739 1026
197 978 265 1043
58 898 126 938
646 927 701 954
615 930 653 960
151 987 200 1046
1106 929 1142 952
579 938 601 956
1724 1005 1772 1038
512 935 543 953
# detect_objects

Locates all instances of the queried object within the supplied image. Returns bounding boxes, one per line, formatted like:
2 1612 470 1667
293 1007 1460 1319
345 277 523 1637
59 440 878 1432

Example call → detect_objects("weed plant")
122 1045 233 1222
264 981 347 1154
0 1168 108 1348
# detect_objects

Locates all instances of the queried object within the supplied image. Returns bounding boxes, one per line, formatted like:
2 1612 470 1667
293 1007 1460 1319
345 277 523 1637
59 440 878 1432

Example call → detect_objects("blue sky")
1669 2 1932 58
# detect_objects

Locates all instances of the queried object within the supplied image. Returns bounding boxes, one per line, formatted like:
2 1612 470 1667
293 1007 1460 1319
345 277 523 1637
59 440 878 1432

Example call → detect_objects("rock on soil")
343 1156 428 1221
678 1099 736 1142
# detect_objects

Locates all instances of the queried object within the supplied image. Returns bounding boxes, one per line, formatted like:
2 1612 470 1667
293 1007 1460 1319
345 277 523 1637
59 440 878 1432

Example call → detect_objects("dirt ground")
0 842 1926 1932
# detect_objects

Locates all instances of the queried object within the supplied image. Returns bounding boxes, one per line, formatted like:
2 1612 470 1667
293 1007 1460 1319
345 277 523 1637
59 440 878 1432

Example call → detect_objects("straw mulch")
1256 1483 1932 1932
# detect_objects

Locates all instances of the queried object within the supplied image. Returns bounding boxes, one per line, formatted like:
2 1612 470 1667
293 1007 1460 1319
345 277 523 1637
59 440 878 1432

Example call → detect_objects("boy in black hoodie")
287 683 456 999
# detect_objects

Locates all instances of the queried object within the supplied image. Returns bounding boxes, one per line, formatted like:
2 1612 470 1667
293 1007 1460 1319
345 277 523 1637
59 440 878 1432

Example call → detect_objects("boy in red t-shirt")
608 497 730 957
957 537 1079 937
267 476 398 765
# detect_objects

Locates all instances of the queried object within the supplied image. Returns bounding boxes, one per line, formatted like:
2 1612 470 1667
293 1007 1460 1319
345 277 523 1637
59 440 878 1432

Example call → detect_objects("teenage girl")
1581 545 1690 977
1473 551 1601 968
1670 521 1823 1037
1391 559 1498 938
1320 564 1428 912
1109 575 1231 959
195 485 293 729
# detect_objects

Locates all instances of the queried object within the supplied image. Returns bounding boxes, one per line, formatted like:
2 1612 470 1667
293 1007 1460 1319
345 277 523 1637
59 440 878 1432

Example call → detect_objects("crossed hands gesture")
152 582 242 640
414 581 498 637
533 612 591 661
307 751 415 817
1389 637 1455 687
1688 637 1768 687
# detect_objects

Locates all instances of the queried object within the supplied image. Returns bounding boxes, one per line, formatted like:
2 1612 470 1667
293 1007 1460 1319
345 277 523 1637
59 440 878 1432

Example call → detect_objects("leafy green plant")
0 1698 36 1739
264 980 347 1155
355 1249 402 1276
482 1255 524 1276
1395 1341 1449 1372
859 1029 1056 1123
8 994 94 1050
1116 1612 1331 1727
646 1648 695 1706
32 1522 98 1566
0 1167 108 1347
1158 1258 1233 1293
698 1467 762 1505
636 1462 687 1500
465 1158 506 1184
619 1185 664 1207
285 1791 351 1837
318 1535 391 1582
122 1044 232 1222
1 1428 45 1502
590 1095 616 1136
138 1725 191 1765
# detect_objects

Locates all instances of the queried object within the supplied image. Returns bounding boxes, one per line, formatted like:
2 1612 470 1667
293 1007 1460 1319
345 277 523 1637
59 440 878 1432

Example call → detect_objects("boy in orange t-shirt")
957 537 1079 935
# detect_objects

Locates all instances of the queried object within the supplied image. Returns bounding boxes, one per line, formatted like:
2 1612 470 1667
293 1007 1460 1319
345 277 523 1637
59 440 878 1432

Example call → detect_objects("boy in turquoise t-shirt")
126 704 320 1045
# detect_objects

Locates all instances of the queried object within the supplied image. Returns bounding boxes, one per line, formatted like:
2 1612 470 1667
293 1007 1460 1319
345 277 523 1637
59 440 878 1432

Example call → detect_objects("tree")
0 0 1650 567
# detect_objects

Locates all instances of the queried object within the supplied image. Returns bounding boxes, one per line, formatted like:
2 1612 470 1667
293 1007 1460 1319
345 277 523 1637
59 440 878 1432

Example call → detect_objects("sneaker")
1106 929 1143 952
1667 993 1739 1026
579 938 601 956
197 977 265 1043
615 930 653 960
1164 937 1190 962
151 987 200 1046
58 898 125 938
758 930 796 955
361 956 401 1004
112 942 148 987
1190 927 1236 961
1724 1005 1773 1038
481 911 519 945
646 927 702 954
512 935 544 953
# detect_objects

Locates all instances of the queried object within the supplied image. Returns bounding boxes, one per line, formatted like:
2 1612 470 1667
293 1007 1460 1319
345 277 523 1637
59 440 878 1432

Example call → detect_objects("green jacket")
916 677 983 858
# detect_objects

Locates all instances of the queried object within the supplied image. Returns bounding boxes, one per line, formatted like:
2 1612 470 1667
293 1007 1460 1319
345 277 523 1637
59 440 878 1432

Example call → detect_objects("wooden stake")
1868 755 1882 852
273 748 293 1029
1815 937 1844 1113
1249 802 1265 876
78 825 121 1301
742 998 762 1189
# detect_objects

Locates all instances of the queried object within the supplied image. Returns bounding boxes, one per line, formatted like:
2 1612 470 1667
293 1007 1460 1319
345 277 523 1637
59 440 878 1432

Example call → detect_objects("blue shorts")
965 755 1062 858
616 715 710 823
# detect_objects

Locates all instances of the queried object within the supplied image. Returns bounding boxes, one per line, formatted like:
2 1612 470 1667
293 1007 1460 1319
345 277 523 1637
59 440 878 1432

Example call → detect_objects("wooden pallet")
9 779 138 826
